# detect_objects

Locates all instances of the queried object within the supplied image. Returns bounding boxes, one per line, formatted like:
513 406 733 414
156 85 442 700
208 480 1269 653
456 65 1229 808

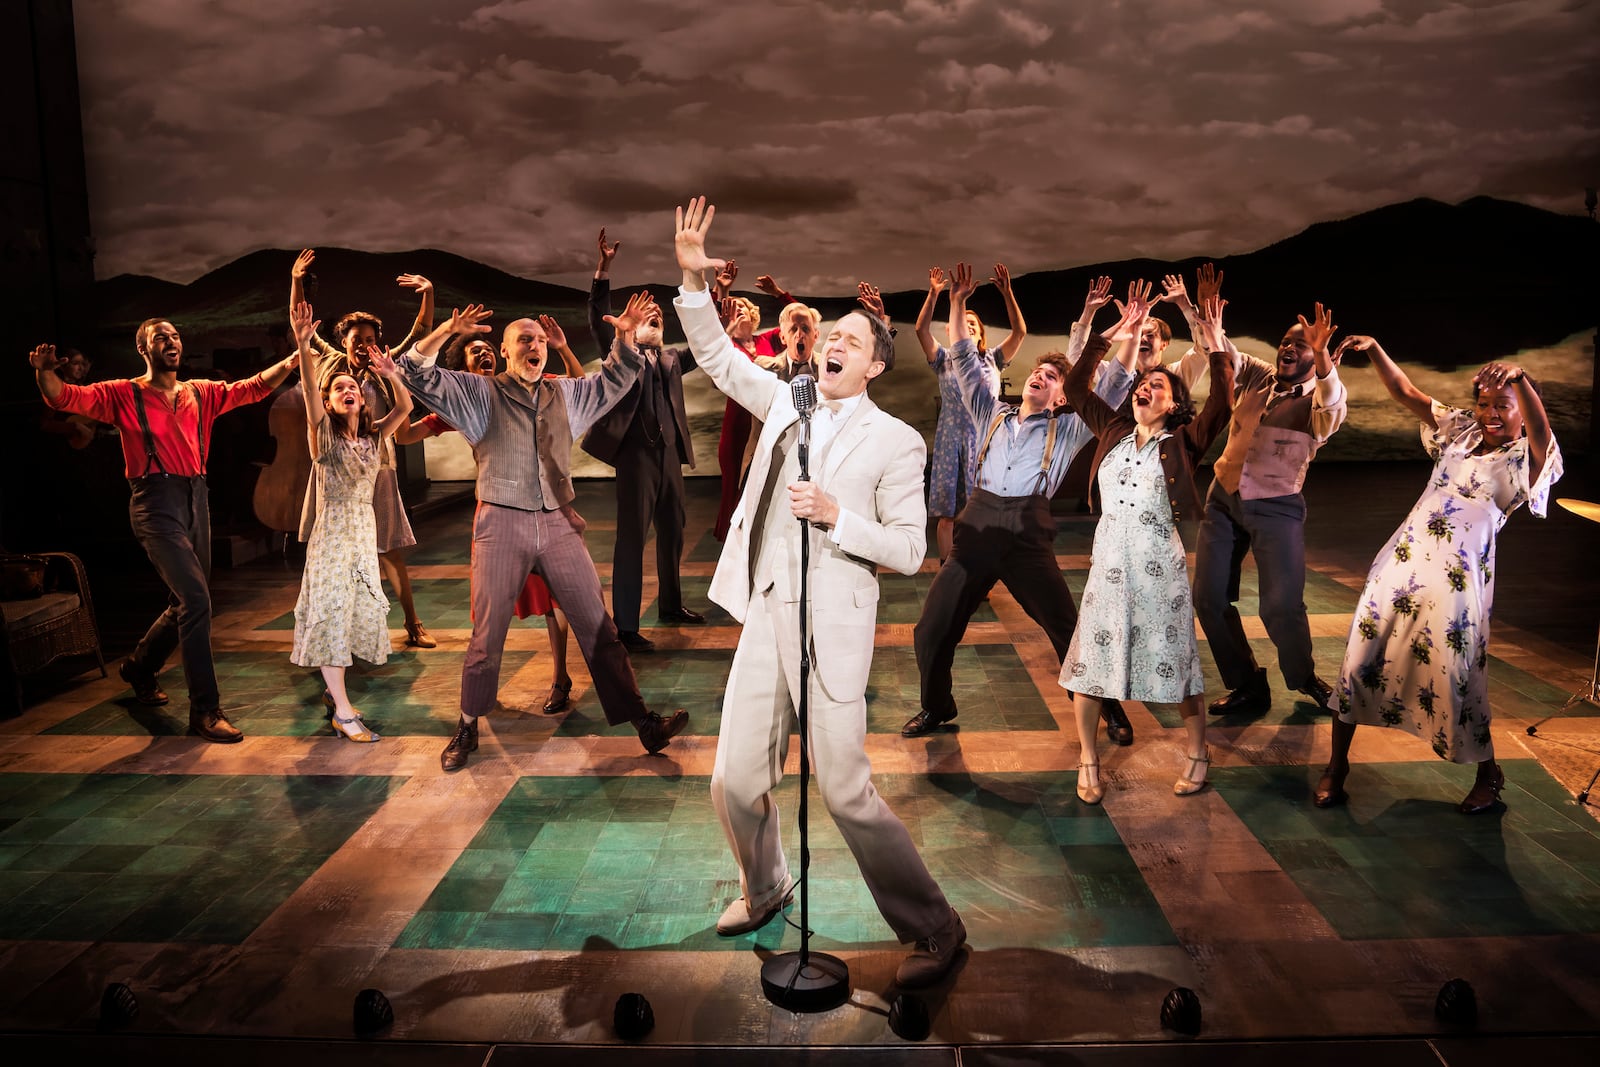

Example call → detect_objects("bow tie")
815 398 843 417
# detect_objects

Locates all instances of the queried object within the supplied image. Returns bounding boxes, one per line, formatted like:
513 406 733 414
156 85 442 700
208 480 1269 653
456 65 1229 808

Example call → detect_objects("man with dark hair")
673 196 965 988
28 323 298 741
584 229 706 654
290 250 437 648
905 268 1134 741
396 299 688 770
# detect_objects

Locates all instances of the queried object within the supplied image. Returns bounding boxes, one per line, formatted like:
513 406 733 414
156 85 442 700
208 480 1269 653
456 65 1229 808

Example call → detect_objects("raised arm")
28 343 66 405
1477 361 1552 482
1106 280 1156 375
409 303 493 364
914 266 947 361
292 300 328 442
857 281 889 325
1339 335 1435 428
290 249 338 358
393 274 437 353
754 273 795 305
589 228 622 355
539 315 585 377
713 259 739 302
368 349 414 439
989 263 1027 367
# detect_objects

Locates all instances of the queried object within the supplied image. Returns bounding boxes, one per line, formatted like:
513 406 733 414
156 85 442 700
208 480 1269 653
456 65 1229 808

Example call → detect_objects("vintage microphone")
760 371 850 1012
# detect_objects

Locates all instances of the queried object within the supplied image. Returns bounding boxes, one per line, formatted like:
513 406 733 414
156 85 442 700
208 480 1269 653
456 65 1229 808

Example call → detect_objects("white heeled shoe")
1174 747 1210 796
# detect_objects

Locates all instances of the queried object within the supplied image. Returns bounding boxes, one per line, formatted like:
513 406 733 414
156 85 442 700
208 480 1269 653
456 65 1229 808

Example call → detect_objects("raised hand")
1196 263 1223 306
292 249 315 279
597 228 621 272
1334 335 1376 366
990 263 1013 293
449 303 494 336
1107 280 1156 341
927 265 948 293
857 281 886 321
715 259 739 297
755 274 784 297
290 300 320 348
1159 272 1191 310
1297 302 1337 356
537 314 568 349
368 347 399 378
396 273 433 294
1194 294 1229 353
949 261 978 301
673 197 725 282
605 289 658 338
28 342 60 371
1473 361 1526 391
1081 275 1114 317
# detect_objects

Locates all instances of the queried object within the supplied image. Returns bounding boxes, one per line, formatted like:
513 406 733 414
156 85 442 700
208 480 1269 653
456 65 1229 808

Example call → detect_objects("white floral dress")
291 422 391 668
1337 402 1562 762
1060 432 1204 703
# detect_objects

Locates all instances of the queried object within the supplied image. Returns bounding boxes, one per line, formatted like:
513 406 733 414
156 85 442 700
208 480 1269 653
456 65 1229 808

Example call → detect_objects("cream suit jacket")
675 292 927 702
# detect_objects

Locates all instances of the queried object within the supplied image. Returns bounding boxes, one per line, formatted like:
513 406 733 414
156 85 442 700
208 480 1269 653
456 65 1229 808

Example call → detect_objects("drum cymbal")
1556 498 1600 524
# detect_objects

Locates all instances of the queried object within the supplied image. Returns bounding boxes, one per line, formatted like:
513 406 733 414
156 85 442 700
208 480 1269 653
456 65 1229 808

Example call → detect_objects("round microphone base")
761 951 850 1013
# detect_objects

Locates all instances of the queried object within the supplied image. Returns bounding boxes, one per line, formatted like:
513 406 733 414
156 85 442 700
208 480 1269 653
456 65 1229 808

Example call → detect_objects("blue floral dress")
928 344 1003 518
1337 403 1562 762
1060 432 1204 703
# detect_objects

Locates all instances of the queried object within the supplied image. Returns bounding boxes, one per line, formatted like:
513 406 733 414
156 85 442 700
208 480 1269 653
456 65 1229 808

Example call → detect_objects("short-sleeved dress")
291 422 391 668
928 344 1003 518
1060 432 1204 703
1337 403 1561 763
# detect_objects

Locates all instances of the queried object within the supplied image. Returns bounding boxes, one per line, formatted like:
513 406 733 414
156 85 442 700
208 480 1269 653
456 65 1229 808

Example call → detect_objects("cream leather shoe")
716 886 793 936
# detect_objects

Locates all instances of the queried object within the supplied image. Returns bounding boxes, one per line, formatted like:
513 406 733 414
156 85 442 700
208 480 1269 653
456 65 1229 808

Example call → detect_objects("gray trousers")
463 503 646 725
1192 482 1316 691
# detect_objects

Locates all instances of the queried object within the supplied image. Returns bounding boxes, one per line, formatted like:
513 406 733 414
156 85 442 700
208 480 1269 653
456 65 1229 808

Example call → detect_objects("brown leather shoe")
716 884 794 936
189 707 242 744
119 661 168 707
901 707 956 738
896 909 967 988
636 710 688 754
404 622 437 649
441 717 479 772
659 607 706 625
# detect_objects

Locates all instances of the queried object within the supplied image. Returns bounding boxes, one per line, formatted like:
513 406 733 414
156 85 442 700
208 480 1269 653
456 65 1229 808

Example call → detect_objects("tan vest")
473 375 576 511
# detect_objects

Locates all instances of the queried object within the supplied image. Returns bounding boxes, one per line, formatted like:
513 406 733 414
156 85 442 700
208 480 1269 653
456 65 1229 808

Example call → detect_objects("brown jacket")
1063 345 1235 524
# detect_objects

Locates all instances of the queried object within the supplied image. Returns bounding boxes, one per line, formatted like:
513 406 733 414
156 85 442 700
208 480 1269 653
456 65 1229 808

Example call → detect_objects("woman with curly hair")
1059 287 1234 803
1321 337 1560 814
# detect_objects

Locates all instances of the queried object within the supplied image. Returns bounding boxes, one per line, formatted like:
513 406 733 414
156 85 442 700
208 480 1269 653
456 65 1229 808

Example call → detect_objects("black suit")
584 277 698 631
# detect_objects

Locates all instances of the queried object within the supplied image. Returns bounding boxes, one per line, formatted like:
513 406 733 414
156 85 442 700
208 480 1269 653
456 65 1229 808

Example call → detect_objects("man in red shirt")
30 319 299 741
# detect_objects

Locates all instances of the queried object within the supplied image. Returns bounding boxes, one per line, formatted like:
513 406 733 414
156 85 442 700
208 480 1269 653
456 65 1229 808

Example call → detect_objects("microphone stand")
761 371 850 1012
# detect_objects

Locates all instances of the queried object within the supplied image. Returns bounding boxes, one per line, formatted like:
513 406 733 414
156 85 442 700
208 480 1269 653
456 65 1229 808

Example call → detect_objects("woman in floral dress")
289 299 414 742
1058 288 1235 803
1322 336 1559 813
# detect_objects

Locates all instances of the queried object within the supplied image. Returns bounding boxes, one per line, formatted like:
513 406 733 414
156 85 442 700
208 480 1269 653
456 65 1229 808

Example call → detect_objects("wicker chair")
0 552 107 706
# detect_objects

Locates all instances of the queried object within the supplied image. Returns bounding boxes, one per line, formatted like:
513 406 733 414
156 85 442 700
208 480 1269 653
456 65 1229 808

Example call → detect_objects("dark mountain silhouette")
89 197 1598 371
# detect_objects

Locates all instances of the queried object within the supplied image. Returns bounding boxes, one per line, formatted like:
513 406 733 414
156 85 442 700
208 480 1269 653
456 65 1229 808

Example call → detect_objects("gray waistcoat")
472 375 575 511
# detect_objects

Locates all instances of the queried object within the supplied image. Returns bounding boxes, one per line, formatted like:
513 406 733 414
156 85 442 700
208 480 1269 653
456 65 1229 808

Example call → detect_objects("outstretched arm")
914 266 947 362
990 263 1027 367
393 274 436 353
293 300 328 441
1340 335 1434 428
409 303 494 364
290 249 338 358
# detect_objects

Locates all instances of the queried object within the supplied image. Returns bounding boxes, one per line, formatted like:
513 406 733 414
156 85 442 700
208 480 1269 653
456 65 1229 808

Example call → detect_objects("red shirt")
46 374 276 477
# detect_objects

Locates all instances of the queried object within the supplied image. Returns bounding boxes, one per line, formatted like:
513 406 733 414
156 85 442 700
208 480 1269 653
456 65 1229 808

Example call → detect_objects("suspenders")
129 381 206 478
974 407 1059 496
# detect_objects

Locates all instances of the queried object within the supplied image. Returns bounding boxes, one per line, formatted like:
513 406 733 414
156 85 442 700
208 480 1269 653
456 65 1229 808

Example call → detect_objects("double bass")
253 385 313 534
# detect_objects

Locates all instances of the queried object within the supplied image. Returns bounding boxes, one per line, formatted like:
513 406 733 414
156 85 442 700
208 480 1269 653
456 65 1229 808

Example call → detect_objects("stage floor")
3 467 1599 1059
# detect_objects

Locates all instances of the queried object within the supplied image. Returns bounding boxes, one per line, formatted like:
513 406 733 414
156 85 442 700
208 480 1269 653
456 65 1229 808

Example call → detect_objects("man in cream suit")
672 198 965 989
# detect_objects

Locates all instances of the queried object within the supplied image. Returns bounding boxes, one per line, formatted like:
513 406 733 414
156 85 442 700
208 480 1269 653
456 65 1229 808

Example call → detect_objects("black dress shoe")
1101 699 1134 746
543 680 572 714
618 630 656 653
1295 674 1335 711
441 717 479 772
636 709 688 754
119 660 169 707
659 607 706 625
189 706 242 743
901 707 957 738
1208 668 1270 716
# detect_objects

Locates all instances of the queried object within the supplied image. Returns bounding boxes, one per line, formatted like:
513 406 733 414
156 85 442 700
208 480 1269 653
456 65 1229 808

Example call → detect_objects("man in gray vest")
397 299 689 770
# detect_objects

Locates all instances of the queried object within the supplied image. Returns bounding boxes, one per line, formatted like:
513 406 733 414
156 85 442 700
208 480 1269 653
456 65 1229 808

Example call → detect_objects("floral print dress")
1060 431 1204 703
928 344 1003 518
291 422 391 669
1337 402 1562 762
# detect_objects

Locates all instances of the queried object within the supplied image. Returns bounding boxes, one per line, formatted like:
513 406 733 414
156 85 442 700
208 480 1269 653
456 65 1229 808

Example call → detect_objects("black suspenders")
129 381 206 478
